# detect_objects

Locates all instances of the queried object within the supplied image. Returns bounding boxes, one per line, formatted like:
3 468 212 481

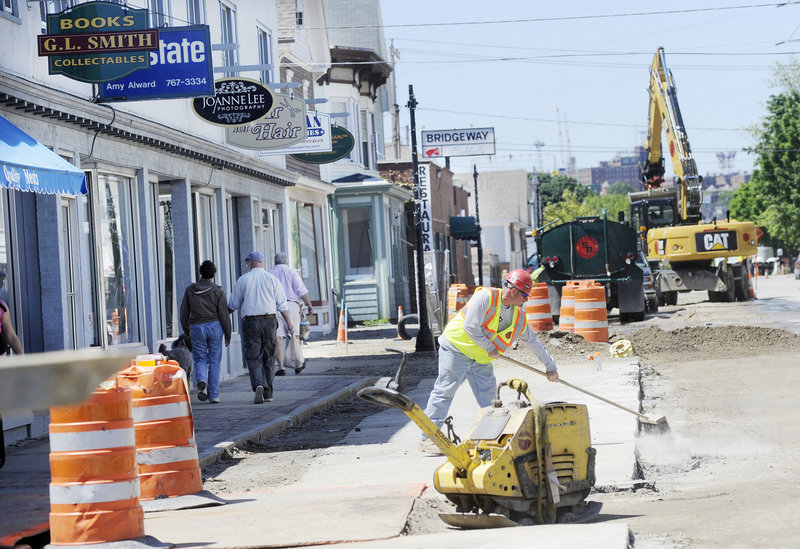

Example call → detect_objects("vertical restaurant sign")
258 111 333 156
226 95 307 150
38 2 156 83
97 26 214 101
192 78 276 126
418 164 433 252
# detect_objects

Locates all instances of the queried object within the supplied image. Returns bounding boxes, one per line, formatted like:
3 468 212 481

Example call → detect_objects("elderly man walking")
228 251 295 404
269 252 313 376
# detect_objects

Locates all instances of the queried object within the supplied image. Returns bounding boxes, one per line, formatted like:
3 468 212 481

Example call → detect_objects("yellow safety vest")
531 266 545 282
442 287 528 364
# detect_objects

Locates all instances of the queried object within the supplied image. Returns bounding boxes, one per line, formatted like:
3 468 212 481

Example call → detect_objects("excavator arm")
641 47 702 224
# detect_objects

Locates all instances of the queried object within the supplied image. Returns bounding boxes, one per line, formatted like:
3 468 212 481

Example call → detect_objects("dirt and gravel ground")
202 276 800 548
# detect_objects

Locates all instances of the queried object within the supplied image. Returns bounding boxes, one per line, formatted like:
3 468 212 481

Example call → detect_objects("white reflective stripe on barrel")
50 478 140 504
574 301 606 310
527 313 553 320
137 444 198 466
574 320 608 328
132 401 191 423
49 427 135 452
527 298 550 306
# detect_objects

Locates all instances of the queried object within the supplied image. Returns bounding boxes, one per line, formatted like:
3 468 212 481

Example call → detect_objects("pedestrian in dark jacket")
180 260 232 404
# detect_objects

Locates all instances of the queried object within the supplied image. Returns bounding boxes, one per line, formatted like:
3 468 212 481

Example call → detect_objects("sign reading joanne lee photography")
192 78 276 126
226 95 307 150
97 26 214 101
38 2 156 83
258 111 333 156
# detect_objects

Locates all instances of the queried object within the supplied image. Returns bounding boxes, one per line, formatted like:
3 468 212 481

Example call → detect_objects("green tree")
543 189 595 226
730 62 800 253
533 173 592 208
606 181 636 195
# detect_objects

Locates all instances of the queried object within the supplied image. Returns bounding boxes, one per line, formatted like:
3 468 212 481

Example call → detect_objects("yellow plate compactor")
358 371 601 528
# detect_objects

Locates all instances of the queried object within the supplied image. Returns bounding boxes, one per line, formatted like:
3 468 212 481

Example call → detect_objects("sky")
379 1 800 178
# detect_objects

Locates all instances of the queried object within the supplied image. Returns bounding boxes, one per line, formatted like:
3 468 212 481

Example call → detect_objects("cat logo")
696 231 737 252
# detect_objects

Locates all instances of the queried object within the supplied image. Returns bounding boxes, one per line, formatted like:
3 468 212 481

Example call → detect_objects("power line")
314 3 795 30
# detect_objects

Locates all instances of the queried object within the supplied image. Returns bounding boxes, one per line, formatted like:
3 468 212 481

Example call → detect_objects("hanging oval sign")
291 125 355 164
192 77 275 126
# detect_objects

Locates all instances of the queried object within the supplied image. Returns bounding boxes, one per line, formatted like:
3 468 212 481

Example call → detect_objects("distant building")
577 147 647 192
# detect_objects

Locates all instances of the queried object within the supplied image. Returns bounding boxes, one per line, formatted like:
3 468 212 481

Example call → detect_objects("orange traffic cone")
396 305 404 339
336 309 347 343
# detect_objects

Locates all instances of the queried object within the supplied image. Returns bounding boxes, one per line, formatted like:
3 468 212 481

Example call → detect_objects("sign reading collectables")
226 94 307 150
192 78 276 126
38 2 156 83
291 125 355 164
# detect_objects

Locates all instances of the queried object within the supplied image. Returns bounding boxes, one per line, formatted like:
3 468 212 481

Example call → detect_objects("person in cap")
419 269 559 455
268 252 313 376
228 251 294 404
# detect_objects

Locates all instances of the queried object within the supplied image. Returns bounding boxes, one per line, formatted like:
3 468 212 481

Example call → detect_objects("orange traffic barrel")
48 385 145 545
525 283 553 331
447 284 469 320
558 281 579 332
573 283 609 342
117 363 203 501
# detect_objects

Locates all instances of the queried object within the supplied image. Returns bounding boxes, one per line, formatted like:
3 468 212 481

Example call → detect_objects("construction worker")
419 269 559 455
531 264 545 282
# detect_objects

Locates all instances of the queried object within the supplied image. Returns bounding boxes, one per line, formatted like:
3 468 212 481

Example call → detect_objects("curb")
198 377 378 469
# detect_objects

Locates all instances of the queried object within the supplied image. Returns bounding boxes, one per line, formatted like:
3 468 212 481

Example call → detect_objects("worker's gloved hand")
488 348 499 359
546 370 559 383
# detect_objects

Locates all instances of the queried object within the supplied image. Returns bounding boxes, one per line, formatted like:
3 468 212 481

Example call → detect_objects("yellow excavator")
628 47 757 303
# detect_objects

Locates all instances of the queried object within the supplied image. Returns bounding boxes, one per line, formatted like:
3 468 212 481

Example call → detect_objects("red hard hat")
504 269 533 294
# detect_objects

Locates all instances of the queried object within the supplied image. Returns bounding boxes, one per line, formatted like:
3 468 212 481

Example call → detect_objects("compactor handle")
357 386 414 411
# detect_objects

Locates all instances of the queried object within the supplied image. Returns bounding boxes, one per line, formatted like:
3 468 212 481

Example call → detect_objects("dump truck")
535 215 647 322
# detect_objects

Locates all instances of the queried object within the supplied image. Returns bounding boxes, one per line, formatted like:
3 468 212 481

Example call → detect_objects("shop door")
60 197 80 349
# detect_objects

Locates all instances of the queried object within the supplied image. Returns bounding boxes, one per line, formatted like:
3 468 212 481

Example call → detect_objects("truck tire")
734 263 748 302
708 268 735 303
663 291 678 306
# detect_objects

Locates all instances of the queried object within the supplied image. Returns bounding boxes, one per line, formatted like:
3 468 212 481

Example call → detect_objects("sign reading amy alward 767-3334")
38 2 157 83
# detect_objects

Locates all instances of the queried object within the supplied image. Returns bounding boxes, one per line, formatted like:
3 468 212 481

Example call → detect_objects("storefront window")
97 174 140 345
155 186 177 338
193 192 217 266
290 201 328 303
342 206 373 279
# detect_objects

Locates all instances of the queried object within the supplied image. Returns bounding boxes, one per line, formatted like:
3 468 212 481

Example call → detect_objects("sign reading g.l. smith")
421 127 495 158
39 2 156 83
97 26 214 101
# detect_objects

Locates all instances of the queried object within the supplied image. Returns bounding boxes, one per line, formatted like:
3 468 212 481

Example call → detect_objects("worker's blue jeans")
422 344 496 437
190 321 224 400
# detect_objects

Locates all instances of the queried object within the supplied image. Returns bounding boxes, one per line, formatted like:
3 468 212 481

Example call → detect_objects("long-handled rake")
498 355 670 434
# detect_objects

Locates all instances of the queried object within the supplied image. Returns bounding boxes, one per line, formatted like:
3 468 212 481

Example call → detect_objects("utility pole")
389 41 401 159
408 85 434 352
473 164 484 285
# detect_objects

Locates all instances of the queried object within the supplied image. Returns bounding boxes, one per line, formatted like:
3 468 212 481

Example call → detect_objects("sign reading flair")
39 2 156 83
226 95 307 150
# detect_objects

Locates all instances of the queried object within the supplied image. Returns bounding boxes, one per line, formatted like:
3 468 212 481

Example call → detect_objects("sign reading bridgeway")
421 127 495 158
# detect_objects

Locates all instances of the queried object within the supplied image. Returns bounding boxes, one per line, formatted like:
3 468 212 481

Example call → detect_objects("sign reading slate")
192 77 276 126
98 26 214 101
38 2 156 83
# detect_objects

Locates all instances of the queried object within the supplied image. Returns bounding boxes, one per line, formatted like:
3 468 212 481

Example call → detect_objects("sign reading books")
38 2 157 83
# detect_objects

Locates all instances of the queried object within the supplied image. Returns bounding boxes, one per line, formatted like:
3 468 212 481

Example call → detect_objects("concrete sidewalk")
1 328 639 548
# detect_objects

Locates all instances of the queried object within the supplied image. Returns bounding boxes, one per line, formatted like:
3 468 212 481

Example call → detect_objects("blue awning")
0 115 87 195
